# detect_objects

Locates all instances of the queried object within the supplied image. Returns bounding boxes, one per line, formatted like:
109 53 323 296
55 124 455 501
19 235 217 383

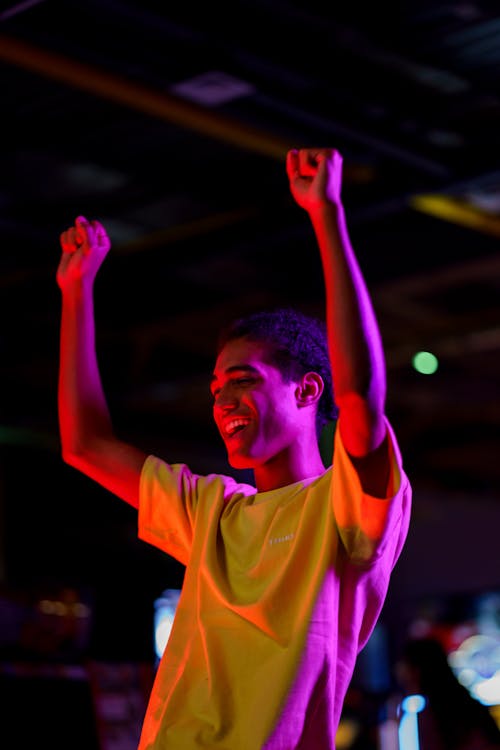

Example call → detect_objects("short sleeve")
138 457 199 565
332 418 412 564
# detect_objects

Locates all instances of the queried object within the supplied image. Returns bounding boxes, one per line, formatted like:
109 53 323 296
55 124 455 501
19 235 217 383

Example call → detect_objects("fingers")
60 227 79 253
298 149 318 177
60 216 110 253
60 217 87 252
287 148 315 177
287 147 340 177
92 220 111 250
74 215 86 240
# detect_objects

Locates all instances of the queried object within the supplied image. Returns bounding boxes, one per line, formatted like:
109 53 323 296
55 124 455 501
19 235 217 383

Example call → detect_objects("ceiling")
0 0 499 657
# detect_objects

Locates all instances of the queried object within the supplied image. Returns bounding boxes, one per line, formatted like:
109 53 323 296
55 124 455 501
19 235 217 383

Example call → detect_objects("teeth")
226 418 249 436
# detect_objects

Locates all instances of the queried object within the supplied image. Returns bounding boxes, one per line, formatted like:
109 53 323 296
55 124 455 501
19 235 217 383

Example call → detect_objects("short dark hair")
217 307 338 436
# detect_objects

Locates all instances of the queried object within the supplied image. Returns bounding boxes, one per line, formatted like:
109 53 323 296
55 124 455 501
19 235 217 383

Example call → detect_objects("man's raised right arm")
57 215 146 508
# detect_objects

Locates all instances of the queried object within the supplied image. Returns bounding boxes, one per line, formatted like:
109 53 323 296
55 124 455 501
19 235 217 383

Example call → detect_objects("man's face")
211 337 302 469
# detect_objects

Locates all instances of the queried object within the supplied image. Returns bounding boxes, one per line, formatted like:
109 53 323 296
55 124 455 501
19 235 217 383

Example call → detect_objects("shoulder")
140 456 255 504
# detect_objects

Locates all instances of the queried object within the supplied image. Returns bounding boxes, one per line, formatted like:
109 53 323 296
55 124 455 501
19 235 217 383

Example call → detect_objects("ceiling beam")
0 33 292 160
1 33 498 238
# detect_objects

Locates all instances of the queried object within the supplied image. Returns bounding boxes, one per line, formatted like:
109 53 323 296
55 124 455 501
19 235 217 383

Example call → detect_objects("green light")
412 351 439 375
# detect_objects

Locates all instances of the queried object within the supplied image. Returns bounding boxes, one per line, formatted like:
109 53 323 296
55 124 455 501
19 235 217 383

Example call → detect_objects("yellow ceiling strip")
410 194 500 237
0 33 291 160
2 33 497 239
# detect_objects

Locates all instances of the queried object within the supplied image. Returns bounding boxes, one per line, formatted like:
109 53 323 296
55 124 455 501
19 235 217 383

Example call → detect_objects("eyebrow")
210 364 260 386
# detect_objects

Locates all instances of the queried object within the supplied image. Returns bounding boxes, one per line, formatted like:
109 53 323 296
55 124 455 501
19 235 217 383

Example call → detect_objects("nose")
213 383 238 412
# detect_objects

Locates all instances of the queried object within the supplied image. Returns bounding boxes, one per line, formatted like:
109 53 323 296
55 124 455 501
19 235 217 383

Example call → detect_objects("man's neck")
253 448 326 493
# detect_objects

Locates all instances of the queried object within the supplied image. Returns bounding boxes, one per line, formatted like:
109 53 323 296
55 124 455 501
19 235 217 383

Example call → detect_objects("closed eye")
235 377 254 386
210 376 256 400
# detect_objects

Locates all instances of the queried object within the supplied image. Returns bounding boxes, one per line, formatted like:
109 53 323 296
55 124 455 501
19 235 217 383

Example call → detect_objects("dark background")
0 0 499 744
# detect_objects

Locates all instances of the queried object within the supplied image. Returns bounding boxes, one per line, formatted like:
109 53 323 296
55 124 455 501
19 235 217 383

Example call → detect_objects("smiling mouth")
224 418 250 437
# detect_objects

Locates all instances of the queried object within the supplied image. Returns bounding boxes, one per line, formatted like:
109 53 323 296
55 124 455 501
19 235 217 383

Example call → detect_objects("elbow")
60 428 95 471
61 445 76 465
61 444 87 471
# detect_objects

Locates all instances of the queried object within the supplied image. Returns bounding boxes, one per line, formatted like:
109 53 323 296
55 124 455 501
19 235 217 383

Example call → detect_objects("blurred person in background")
395 636 500 750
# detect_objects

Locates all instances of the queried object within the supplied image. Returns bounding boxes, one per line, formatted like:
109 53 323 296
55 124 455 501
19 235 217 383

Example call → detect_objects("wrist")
308 200 344 227
59 275 95 301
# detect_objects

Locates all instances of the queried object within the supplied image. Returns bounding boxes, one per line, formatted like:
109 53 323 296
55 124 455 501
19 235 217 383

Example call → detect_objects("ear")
296 372 324 407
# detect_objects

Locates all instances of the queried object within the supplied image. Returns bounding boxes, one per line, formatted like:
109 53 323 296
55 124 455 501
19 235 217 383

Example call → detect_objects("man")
57 147 412 749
